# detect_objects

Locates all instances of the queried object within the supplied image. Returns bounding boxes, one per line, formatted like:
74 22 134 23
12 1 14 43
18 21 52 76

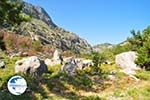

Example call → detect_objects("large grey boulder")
115 51 139 75
61 58 77 76
15 56 48 77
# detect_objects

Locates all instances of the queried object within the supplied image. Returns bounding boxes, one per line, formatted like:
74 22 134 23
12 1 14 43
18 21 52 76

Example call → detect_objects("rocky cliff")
15 1 92 53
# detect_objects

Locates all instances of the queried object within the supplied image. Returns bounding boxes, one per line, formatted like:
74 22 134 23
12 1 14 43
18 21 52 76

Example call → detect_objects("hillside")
14 1 92 53
93 43 114 52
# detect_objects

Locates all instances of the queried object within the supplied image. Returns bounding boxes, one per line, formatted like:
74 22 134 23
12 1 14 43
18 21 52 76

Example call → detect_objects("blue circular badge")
7 75 27 95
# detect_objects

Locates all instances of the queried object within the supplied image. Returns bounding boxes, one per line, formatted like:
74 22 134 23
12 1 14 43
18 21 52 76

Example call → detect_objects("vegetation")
135 70 150 81
0 0 31 28
0 1 150 99
92 52 106 74
128 27 150 70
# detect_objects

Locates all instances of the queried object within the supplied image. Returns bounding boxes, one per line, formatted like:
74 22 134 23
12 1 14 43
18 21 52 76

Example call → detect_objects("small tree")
135 27 150 70
92 52 106 73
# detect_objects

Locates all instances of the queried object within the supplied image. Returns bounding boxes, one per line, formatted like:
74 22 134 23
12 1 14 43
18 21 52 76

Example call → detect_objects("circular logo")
7 75 27 95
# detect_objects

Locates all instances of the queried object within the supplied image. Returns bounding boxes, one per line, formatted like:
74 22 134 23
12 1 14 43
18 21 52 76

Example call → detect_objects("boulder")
61 58 77 76
53 50 63 64
44 50 63 66
53 50 60 60
44 58 60 66
0 60 5 68
63 57 93 70
82 59 93 68
15 56 48 77
115 51 139 75
44 58 53 66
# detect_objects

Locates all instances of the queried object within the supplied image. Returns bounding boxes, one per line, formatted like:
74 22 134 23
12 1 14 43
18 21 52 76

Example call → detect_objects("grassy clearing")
0 54 150 100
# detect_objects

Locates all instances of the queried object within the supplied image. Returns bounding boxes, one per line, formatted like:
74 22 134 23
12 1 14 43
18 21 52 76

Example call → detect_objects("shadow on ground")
0 72 105 100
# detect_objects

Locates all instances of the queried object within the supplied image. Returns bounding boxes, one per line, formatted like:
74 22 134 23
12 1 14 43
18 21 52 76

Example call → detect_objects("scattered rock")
0 60 5 68
64 57 93 70
15 56 48 77
108 75 116 81
82 59 93 68
110 70 117 75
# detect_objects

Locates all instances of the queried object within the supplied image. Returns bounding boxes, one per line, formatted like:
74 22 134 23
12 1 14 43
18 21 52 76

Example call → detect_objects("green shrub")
129 27 150 70
135 70 150 80
32 41 42 52
48 64 61 73
82 96 102 100
92 52 106 74
0 0 27 27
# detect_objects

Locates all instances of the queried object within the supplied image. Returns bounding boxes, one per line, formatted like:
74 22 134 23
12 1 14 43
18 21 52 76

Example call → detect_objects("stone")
44 50 63 66
108 75 116 81
61 58 77 76
115 51 139 75
63 57 93 70
75 59 93 70
53 50 60 60
82 59 93 68
15 56 48 77
52 49 63 65
0 60 5 68
110 70 117 75
44 58 53 66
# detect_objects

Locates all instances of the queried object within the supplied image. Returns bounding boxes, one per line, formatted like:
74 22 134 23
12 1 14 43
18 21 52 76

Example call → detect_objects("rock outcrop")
115 51 139 75
23 2 57 28
15 56 48 77
15 1 92 53
93 43 114 52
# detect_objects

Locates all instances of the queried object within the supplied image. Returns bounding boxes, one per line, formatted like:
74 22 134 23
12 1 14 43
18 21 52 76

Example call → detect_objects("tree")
0 0 26 27
135 27 150 70
92 52 106 73
127 30 143 51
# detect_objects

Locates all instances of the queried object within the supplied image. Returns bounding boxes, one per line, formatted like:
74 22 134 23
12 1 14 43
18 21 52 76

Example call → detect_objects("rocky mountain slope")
93 43 114 52
15 1 92 53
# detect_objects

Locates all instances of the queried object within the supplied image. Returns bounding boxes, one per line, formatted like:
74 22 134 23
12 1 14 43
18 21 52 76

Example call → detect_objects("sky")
25 0 150 45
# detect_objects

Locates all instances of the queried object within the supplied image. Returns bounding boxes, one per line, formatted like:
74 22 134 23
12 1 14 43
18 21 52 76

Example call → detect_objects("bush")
92 52 106 73
134 27 150 70
32 41 42 52
0 0 30 27
135 70 150 80
128 26 150 70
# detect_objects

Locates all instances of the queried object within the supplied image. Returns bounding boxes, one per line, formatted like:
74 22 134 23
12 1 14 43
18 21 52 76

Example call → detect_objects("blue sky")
25 0 150 45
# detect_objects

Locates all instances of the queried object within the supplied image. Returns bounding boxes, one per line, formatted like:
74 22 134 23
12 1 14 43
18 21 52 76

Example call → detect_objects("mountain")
15 1 92 53
93 43 114 52
22 2 57 28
